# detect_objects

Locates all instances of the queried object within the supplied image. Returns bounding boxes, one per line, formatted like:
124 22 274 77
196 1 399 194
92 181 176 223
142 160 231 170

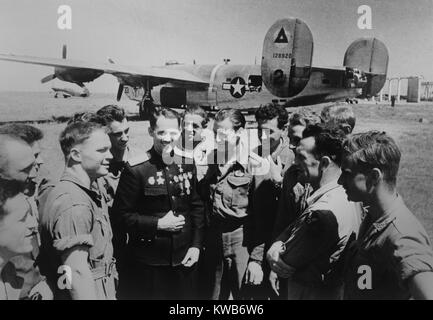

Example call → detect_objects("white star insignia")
156 171 165 185
231 79 244 95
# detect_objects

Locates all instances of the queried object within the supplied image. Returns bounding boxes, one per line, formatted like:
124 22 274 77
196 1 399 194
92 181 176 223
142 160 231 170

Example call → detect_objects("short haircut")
0 134 29 177
96 105 126 124
343 131 401 187
255 103 288 130
302 123 347 166
289 108 322 128
0 178 22 220
214 108 245 132
67 112 106 125
321 103 356 134
59 121 106 156
149 107 181 130
183 105 209 128
0 124 43 144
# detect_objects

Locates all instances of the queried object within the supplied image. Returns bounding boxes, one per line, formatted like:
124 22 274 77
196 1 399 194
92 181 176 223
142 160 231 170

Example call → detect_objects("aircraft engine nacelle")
261 18 313 98
343 38 388 98
160 87 187 108
57 68 104 84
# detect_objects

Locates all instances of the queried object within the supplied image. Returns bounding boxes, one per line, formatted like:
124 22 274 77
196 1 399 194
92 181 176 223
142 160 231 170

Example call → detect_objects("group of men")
1 102 433 300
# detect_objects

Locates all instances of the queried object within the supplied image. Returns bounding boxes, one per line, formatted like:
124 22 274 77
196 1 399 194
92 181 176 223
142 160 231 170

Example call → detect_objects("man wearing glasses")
112 107 205 300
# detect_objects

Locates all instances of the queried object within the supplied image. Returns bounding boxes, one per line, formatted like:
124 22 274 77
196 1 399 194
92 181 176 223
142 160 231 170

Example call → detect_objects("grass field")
1 91 432 238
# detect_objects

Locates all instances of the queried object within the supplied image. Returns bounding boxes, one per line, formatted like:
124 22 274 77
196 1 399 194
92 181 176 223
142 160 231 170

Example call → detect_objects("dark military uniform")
112 147 205 300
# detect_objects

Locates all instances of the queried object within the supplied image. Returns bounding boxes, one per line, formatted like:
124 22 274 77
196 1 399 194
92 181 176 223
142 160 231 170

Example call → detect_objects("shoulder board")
127 153 149 166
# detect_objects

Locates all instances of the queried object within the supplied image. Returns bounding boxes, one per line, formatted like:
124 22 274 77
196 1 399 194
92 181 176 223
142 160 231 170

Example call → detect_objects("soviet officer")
112 107 205 300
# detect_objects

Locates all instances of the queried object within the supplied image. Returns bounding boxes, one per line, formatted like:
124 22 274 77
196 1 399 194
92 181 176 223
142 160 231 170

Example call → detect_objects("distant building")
421 82 433 101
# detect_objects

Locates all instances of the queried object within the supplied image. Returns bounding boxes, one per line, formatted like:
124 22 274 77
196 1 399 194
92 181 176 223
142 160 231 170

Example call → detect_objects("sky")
0 0 432 93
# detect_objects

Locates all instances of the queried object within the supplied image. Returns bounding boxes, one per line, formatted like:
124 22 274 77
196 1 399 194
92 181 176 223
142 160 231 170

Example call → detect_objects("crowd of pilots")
1 102 433 300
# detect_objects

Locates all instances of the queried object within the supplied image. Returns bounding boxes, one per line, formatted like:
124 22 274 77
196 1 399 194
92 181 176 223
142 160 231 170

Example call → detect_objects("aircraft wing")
0 53 209 87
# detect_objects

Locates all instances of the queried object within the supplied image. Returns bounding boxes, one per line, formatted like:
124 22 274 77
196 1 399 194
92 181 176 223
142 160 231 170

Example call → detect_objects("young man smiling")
243 103 292 299
39 121 117 300
0 182 39 300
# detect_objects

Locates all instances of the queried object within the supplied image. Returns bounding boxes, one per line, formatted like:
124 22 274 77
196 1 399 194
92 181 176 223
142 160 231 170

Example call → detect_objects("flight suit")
112 147 205 299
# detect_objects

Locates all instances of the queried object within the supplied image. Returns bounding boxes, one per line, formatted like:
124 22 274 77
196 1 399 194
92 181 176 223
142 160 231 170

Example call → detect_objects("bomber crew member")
0 181 39 300
243 103 292 299
267 124 359 299
39 121 117 300
199 108 264 300
175 105 215 182
339 131 433 299
0 134 51 300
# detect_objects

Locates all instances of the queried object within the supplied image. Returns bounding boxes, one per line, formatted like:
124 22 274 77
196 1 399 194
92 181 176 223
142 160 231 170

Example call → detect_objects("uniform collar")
109 148 129 176
149 146 163 162
60 171 101 203
306 178 341 207
370 195 403 232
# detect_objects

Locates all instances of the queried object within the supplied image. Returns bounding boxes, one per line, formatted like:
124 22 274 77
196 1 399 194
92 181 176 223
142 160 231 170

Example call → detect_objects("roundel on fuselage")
228 77 246 98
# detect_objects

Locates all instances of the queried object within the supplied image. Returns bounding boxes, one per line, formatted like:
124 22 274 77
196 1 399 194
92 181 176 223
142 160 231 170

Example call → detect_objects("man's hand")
266 241 295 278
267 155 283 183
157 210 185 232
244 261 264 285
181 247 200 267
269 271 279 296
408 271 433 299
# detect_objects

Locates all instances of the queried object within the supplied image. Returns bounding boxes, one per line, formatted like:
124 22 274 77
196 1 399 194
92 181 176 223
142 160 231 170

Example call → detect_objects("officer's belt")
91 258 116 280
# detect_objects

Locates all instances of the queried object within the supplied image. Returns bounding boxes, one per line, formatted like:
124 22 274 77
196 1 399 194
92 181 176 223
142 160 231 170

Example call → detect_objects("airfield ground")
1 91 432 238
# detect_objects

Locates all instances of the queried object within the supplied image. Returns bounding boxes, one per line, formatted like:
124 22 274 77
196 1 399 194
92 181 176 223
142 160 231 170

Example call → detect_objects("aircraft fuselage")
123 63 361 109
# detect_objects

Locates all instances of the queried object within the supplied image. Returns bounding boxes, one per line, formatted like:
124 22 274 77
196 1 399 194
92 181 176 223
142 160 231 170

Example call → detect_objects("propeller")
41 74 56 83
117 84 124 101
41 45 67 83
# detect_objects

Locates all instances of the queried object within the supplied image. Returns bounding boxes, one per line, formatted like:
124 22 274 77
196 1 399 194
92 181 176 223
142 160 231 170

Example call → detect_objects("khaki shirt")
344 195 433 299
278 179 360 296
39 171 116 300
